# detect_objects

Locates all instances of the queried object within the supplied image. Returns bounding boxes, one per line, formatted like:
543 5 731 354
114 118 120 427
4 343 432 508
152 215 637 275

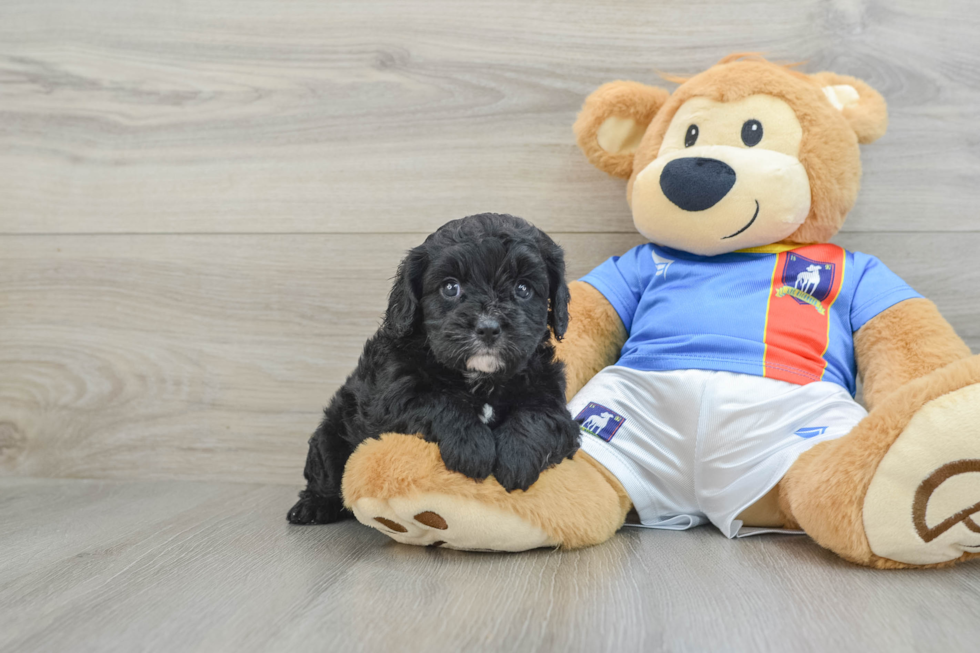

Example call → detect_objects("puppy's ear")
384 245 427 338
536 233 571 341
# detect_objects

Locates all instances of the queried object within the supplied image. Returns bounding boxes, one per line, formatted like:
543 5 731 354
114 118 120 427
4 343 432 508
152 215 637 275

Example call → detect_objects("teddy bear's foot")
341 433 632 551
350 493 557 551
863 382 980 565
782 355 980 568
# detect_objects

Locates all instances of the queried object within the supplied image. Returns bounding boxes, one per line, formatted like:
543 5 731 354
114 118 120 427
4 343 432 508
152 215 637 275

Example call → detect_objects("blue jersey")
581 243 921 395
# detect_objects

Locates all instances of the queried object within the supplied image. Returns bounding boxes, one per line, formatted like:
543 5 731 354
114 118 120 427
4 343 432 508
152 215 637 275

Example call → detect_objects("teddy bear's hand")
340 432 631 552
554 281 628 400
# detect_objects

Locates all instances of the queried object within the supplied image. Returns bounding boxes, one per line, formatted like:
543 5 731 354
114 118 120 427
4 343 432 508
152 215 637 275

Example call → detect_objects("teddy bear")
338 54 980 569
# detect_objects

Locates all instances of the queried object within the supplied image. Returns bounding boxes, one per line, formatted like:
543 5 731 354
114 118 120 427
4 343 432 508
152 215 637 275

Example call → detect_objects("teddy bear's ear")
810 72 888 144
573 81 670 178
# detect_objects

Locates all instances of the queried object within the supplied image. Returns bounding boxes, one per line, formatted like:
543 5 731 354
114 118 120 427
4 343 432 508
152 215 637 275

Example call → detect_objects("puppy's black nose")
659 157 736 211
475 318 501 344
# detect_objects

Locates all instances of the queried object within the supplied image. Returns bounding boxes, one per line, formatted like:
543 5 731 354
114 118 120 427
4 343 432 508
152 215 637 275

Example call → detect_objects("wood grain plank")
1 0 979 234
0 232 644 484
0 231 976 484
1 477 979 653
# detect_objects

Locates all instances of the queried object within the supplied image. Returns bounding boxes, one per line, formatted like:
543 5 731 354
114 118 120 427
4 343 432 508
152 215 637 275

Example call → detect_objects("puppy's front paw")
439 432 497 481
287 491 348 525
492 415 577 492
493 447 544 493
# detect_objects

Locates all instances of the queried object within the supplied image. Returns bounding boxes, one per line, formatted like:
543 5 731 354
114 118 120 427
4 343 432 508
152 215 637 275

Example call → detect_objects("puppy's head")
384 213 570 378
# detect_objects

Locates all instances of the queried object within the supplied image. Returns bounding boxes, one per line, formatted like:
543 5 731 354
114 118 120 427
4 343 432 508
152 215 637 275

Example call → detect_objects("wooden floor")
2 0 980 651
1 476 979 653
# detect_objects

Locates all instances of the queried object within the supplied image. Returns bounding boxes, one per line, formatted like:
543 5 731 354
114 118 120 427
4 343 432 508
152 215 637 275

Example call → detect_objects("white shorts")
568 367 867 538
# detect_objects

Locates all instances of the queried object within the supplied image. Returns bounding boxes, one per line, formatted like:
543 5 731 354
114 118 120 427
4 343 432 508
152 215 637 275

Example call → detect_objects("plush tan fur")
577 54 887 246
809 71 889 145
554 281 628 400
854 298 973 410
735 485 785 528
574 82 670 179
779 354 980 568
342 433 630 549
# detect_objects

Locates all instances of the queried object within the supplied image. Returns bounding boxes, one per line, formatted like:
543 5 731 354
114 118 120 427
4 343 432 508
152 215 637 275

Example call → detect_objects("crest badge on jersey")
574 402 626 442
763 244 846 385
775 252 837 314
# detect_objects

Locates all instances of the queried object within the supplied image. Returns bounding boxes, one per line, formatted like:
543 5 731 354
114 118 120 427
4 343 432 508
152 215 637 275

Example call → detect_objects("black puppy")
288 213 580 525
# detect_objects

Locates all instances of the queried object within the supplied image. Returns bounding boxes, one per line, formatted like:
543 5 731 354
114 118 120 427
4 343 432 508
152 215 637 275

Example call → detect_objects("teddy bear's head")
574 54 888 256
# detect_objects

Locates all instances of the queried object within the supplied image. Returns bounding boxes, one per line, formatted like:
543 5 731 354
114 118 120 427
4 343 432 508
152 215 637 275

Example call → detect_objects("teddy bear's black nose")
659 157 736 211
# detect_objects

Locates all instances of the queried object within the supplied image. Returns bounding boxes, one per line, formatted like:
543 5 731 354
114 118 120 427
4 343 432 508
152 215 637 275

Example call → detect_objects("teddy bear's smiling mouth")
721 200 760 240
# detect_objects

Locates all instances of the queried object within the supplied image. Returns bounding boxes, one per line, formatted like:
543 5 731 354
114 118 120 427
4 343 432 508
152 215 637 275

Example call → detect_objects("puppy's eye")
741 119 763 147
515 282 532 300
441 278 460 299
684 124 698 147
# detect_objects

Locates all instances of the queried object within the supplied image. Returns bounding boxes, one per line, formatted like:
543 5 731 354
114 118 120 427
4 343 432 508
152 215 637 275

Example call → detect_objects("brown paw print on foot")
350 494 556 552
864 383 980 565
373 511 448 535
912 460 980 546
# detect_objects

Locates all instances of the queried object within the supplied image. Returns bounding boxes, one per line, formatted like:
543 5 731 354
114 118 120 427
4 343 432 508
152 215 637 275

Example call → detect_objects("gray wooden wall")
2 0 978 486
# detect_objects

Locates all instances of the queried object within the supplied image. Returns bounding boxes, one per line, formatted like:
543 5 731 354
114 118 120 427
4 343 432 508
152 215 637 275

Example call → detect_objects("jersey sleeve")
579 245 649 333
849 252 924 333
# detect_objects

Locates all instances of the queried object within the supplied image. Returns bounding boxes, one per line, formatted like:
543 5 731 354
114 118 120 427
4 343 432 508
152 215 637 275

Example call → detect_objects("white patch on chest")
479 403 494 424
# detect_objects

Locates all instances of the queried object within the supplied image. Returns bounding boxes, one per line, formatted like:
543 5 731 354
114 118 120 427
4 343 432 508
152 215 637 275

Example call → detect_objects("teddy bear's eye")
684 124 699 147
741 119 763 147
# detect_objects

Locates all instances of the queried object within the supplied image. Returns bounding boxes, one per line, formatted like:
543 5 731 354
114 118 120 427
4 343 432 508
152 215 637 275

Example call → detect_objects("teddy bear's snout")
659 157 737 212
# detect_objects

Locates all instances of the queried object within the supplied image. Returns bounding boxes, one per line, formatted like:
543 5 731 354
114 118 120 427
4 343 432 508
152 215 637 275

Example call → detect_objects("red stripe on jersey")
762 244 846 385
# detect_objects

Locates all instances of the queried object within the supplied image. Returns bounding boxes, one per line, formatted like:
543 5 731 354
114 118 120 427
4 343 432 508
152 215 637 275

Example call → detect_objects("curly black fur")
287 213 581 525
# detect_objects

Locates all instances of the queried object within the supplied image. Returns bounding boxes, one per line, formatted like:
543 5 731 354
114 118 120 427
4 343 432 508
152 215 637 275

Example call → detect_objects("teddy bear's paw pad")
412 511 448 530
864 383 980 565
350 492 557 552
373 516 408 533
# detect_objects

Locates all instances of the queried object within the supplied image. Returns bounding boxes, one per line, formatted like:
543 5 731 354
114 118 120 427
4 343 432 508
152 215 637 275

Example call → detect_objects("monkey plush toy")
339 54 980 569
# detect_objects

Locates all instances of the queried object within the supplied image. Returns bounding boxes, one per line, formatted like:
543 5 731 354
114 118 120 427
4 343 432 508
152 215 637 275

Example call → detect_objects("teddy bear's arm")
553 281 627 400
854 297 971 409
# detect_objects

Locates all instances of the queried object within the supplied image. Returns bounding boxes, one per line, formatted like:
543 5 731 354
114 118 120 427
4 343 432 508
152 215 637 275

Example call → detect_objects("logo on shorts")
794 426 828 438
775 253 837 314
575 402 626 442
